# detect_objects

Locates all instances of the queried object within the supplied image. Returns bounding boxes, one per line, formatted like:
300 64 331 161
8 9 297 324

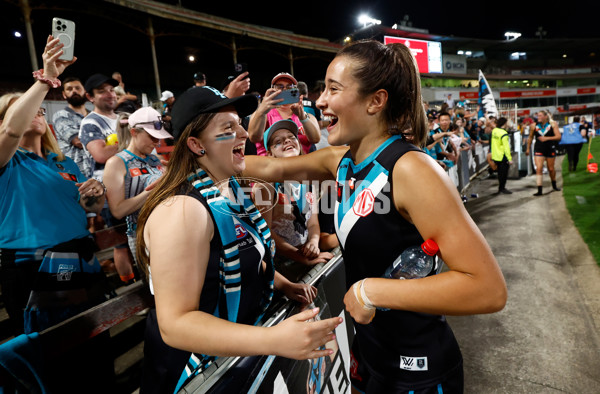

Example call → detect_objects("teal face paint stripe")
215 132 236 141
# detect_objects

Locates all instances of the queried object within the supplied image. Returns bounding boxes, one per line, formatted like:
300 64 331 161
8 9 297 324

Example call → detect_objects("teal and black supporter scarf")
174 169 276 393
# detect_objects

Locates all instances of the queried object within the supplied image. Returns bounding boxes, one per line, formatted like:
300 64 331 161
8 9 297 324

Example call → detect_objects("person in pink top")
247 72 321 155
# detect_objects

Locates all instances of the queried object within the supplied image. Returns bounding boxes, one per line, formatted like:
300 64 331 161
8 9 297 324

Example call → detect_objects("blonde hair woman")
0 36 109 336
102 107 171 282
525 109 562 195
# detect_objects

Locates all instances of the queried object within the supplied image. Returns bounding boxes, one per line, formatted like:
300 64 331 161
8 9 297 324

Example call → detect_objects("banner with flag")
478 70 498 119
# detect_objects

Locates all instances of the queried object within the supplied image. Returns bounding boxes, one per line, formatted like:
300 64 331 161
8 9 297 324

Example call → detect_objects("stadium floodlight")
358 14 381 28
504 31 521 41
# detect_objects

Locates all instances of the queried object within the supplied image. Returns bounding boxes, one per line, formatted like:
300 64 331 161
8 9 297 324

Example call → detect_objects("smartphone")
275 87 300 105
51 17 75 61
233 62 249 79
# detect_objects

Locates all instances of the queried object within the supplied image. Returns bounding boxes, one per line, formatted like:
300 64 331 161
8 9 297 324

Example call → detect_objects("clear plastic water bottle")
384 239 439 280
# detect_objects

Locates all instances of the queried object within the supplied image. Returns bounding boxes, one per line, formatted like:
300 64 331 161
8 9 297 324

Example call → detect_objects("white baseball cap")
128 107 173 140
160 90 174 101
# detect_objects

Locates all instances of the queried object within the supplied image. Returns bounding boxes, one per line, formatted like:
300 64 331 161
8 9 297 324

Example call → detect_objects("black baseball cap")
84 73 119 93
170 86 258 140
193 71 206 82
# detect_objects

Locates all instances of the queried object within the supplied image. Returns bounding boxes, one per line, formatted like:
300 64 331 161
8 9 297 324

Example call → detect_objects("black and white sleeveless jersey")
334 135 462 388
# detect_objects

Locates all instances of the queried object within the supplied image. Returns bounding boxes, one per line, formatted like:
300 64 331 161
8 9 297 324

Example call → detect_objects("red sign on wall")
383 36 442 74
500 90 556 98
460 92 479 100
577 87 596 95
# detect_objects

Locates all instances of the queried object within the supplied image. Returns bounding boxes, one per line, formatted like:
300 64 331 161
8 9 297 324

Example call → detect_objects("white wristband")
300 116 309 123
360 279 375 309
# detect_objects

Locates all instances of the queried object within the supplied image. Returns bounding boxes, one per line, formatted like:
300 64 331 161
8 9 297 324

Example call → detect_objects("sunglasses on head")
133 118 163 130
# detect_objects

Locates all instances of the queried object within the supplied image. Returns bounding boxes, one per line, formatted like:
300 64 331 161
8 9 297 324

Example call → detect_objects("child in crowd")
252 119 333 281
244 39 506 393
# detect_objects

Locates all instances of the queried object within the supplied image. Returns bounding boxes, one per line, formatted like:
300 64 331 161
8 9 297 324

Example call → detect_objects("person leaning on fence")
0 36 112 335
243 39 507 393
251 119 333 281
134 86 342 393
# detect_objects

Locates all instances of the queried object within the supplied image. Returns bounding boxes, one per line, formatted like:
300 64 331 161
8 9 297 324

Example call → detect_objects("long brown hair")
336 40 428 147
136 112 216 277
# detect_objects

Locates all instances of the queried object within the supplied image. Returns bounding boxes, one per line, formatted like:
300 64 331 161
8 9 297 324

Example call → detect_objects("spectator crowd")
0 31 595 392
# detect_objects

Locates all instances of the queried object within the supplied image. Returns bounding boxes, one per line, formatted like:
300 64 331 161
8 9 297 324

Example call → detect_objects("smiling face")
316 56 372 147
88 83 117 113
193 108 248 180
268 128 300 158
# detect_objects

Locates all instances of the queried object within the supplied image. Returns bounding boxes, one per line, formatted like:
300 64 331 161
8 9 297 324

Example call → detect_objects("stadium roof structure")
348 25 600 79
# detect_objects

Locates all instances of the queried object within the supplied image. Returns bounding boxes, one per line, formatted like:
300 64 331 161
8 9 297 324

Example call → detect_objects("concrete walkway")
448 157 600 393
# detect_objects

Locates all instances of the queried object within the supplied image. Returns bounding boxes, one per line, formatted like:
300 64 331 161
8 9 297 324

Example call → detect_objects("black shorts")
350 341 464 394
534 142 556 158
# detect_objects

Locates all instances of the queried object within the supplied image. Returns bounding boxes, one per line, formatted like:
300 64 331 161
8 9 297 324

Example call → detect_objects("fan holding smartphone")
52 17 75 61
247 72 321 156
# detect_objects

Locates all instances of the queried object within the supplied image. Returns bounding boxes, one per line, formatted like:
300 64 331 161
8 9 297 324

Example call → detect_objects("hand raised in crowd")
255 88 284 116
224 72 251 98
289 96 307 120
270 307 342 360
42 35 77 80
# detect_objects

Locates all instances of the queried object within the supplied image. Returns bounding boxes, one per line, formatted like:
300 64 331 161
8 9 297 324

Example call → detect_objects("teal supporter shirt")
0 149 90 250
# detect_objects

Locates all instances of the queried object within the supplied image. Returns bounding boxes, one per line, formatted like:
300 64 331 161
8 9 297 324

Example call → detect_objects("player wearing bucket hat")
170 86 258 140
128 107 173 140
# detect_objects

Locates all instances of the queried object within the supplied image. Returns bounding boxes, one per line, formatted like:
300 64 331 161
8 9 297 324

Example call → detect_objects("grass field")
561 137 600 266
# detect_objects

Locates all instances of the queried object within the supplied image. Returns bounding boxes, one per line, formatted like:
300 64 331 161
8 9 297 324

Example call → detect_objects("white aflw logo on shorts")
399 355 428 371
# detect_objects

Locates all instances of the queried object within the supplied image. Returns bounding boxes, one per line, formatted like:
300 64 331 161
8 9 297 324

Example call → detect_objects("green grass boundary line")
562 138 600 266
